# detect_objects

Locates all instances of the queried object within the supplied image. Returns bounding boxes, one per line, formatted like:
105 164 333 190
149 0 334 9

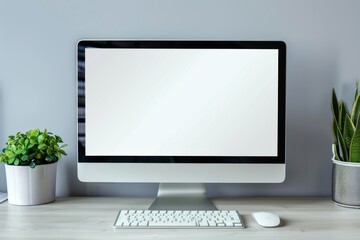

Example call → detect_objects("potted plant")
0 128 67 205
331 83 360 208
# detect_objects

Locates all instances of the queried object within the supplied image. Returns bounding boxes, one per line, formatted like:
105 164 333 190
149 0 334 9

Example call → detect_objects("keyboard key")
148 222 197 227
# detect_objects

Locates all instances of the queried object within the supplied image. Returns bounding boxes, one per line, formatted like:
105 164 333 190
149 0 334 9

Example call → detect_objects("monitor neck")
149 183 217 210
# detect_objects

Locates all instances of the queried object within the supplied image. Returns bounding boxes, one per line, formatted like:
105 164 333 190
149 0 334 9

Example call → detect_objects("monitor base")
149 183 217 210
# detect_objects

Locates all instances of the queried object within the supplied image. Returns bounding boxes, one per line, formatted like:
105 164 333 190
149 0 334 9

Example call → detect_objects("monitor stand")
149 183 217 210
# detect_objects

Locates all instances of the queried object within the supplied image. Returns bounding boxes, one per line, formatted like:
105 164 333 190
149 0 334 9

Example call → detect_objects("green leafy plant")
0 128 67 168
332 82 360 162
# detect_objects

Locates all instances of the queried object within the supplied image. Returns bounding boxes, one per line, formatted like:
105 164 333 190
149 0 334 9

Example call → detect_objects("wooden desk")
0 197 359 239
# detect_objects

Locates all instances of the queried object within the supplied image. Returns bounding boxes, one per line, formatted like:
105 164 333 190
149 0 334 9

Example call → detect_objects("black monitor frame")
77 40 286 164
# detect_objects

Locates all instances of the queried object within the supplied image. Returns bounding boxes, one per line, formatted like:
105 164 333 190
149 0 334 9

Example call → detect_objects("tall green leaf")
355 81 359 101
335 119 349 161
349 118 360 162
332 89 339 123
333 143 340 160
331 92 348 161
332 118 341 160
343 114 355 149
338 101 347 134
351 94 360 127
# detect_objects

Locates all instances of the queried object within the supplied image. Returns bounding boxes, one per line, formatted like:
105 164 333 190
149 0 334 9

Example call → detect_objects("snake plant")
332 82 360 162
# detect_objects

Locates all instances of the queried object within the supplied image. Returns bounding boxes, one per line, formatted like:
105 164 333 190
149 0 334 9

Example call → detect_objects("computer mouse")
252 212 281 227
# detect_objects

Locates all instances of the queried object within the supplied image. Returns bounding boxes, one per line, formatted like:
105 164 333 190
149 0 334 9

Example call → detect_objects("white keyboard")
114 210 244 228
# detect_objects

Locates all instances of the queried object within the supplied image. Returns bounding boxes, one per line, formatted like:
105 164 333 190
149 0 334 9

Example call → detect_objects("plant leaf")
5 150 15 158
46 147 53 155
332 89 339 122
338 101 348 134
15 145 24 154
37 134 46 143
55 135 63 143
59 149 67 156
333 144 340 160
14 158 20 166
351 94 360 127
8 157 14 164
335 120 349 161
350 117 360 162
343 114 355 149
38 144 47 150
28 128 40 137
332 118 341 160
29 161 36 168
355 80 359 102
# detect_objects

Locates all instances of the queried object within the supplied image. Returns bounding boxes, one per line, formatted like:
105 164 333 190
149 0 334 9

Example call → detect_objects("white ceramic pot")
5 162 57 205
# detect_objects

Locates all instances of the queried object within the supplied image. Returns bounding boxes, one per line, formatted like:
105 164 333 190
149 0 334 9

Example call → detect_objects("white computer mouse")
252 212 281 227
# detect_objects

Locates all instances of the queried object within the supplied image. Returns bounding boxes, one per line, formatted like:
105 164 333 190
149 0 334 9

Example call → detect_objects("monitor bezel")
77 40 286 166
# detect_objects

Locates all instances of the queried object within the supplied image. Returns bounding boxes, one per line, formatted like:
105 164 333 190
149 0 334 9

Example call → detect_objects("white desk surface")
0 197 359 239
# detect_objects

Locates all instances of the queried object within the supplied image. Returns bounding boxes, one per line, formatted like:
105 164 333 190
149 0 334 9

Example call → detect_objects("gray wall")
1 0 360 197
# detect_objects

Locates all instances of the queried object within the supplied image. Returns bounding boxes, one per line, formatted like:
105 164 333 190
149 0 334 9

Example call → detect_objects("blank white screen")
85 48 278 156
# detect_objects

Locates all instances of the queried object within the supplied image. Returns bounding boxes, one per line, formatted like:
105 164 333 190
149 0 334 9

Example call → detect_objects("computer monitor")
77 40 286 210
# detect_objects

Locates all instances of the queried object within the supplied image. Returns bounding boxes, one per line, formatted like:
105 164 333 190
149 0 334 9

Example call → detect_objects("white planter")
5 162 57 205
